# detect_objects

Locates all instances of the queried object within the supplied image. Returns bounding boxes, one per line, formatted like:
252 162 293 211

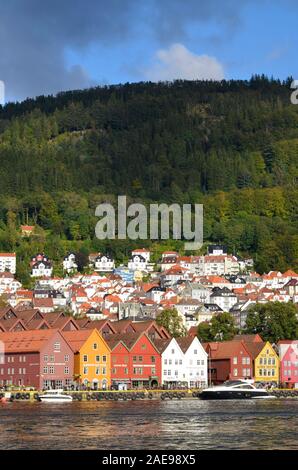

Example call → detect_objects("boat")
38 389 73 403
199 379 275 400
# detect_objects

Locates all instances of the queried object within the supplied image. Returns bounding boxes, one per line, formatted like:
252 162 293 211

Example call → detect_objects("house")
209 287 238 312
128 254 148 272
205 340 253 384
31 260 53 278
176 336 208 388
0 253 16 274
62 329 111 389
63 253 78 273
0 329 74 389
154 338 185 387
32 297 55 313
20 225 35 237
94 254 115 272
107 331 161 389
208 245 228 256
278 340 298 388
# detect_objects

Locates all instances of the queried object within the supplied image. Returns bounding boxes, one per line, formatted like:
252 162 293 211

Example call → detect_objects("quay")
1 388 298 402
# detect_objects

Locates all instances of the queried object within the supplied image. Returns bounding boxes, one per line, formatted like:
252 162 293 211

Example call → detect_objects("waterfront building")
107 331 161 389
62 328 111 389
204 340 253 384
278 340 298 388
0 329 73 389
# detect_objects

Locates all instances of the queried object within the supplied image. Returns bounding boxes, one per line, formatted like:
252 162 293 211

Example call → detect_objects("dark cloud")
0 0 295 101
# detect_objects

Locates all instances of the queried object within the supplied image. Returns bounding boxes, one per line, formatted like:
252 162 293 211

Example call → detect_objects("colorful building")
205 340 253 384
62 328 111 389
246 341 279 383
278 340 298 388
0 329 73 389
108 331 161 389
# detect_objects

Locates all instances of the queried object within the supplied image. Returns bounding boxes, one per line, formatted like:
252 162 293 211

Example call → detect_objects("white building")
156 336 208 388
31 260 53 278
63 253 78 273
128 254 148 272
0 253 16 274
209 287 238 312
94 254 115 272
177 336 208 388
131 248 151 263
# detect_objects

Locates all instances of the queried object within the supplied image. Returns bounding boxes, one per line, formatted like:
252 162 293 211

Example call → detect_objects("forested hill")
0 76 297 279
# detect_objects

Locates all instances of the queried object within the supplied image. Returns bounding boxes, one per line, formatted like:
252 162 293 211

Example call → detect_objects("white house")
209 287 238 312
177 336 208 388
131 248 151 263
31 260 53 278
128 254 148 272
63 253 78 273
156 337 208 388
94 254 115 272
0 253 16 274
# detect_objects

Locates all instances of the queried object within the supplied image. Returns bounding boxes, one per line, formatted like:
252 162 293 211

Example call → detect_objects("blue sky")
1 0 297 102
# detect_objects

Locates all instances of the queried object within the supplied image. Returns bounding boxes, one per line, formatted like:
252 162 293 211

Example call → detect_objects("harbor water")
0 399 297 450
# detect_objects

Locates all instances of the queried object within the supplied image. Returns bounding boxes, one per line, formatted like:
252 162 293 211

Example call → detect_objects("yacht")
38 389 73 403
200 379 275 400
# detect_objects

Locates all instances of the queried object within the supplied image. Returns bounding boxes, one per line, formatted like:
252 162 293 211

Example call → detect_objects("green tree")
197 313 238 342
156 308 187 338
245 302 298 343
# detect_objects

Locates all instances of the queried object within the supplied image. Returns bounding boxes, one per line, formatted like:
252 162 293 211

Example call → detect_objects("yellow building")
247 341 279 383
63 328 111 389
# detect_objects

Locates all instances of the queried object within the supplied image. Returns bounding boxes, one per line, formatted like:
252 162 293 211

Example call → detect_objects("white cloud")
144 43 224 81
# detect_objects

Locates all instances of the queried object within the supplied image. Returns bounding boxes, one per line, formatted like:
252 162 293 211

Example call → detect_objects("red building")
107 331 161 389
0 329 74 389
204 340 253 384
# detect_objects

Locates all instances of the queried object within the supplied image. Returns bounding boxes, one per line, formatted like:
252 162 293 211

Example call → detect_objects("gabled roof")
62 329 102 353
0 329 59 352
153 338 172 353
233 334 263 343
176 336 195 353
205 340 252 359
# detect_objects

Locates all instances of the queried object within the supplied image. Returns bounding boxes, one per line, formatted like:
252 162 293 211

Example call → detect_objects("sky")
0 0 298 103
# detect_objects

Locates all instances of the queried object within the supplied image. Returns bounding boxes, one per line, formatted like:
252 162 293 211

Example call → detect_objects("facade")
108 332 161 389
0 329 73 389
63 253 78 273
278 340 298 388
94 254 115 272
177 337 208 388
0 253 16 274
246 341 279 383
62 329 111 389
205 340 253 384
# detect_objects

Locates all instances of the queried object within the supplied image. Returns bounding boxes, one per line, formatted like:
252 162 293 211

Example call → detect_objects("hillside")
0 76 297 279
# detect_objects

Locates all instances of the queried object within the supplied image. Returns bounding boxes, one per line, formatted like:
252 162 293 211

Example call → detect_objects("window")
272 358 275 365
83 367 88 375
263 358 267 365
268 358 271 365
83 355 88 362
151 356 156 363
164 370 167 376
169 359 172 365
152 367 156 375
44 355 48 362
96 355 100 362
171 349 175 354
138 356 143 362
233 357 237 365
174 370 178 376
164 359 167 365
43 366 48 374
19 368 22 374
64 367 69 375
96 367 100 375
64 355 69 362
124 368 128 374
50 355 54 362
259 369 262 376
233 368 238 376
179 359 182 365
54 342 60 352
49 366 55 374
102 367 106 375
194 349 198 355
93 343 98 350
102 355 107 363
272 369 275 376
260 358 263 365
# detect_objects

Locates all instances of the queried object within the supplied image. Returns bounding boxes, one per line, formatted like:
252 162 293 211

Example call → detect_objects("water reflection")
0 400 297 450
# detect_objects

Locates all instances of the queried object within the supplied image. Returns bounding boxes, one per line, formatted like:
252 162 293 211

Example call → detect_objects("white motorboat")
38 389 73 403
200 379 275 400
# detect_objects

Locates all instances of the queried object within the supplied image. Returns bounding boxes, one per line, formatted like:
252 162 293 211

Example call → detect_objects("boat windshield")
223 380 249 387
